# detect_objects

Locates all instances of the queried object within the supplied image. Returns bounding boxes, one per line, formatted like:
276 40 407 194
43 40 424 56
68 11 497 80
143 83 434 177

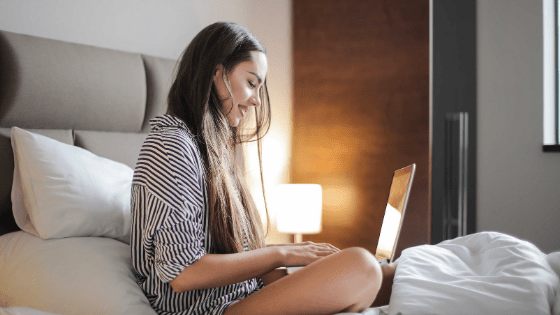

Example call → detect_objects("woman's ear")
213 64 225 81
213 64 229 100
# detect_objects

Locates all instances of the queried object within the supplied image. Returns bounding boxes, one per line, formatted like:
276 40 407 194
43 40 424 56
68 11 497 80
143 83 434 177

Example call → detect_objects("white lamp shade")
275 184 322 234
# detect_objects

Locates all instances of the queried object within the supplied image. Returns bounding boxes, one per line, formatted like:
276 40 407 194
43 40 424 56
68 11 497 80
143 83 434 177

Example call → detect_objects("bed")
0 30 559 315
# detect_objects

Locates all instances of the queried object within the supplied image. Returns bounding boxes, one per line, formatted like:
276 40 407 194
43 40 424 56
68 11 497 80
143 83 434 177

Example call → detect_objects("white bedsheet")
0 308 58 315
336 305 388 315
0 305 389 315
0 231 156 315
2 231 557 315
1 306 388 315
389 232 559 315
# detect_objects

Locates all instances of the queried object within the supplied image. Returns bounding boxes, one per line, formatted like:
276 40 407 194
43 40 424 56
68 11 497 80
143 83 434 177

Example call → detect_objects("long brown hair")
166 22 271 254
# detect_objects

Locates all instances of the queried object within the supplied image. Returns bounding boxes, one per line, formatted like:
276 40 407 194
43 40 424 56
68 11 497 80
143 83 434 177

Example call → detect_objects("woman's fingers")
297 241 340 251
266 242 340 262
266 242 336 247
281 242 341 266
311 244 338 257
304 242 339 256
324 243 340 251
316 243 339 252
314 250 336 257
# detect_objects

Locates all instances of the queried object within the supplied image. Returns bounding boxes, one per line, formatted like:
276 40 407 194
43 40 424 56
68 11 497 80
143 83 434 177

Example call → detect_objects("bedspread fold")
388 232 559 315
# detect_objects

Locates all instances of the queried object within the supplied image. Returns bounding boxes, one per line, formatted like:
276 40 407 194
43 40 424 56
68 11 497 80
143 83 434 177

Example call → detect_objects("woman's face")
213 51 268 127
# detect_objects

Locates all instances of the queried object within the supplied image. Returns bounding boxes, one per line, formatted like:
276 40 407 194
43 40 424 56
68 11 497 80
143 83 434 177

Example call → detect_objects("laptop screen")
375 164 416 261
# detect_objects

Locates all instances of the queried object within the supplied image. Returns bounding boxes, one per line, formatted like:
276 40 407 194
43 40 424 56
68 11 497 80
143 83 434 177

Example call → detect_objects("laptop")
287 164 416 273
375 163 416 266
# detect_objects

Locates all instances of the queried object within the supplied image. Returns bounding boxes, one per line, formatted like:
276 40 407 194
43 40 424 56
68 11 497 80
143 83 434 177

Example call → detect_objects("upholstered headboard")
0 30 177 235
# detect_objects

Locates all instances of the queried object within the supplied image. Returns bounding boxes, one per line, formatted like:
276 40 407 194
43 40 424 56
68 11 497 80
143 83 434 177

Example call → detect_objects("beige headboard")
0 30 177 235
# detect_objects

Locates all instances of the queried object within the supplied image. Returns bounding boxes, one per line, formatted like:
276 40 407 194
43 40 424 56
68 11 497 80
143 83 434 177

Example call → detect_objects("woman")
131 22 395 315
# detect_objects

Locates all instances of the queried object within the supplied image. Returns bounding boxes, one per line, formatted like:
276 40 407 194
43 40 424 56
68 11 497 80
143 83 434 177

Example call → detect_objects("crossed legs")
224 247 396 315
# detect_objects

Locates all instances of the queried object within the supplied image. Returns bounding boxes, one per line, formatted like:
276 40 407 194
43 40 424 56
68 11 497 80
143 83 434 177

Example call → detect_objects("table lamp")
275 184 322 243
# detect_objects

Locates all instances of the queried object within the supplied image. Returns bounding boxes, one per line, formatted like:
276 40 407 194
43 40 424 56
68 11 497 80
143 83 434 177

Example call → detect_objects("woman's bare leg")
224 247 382 315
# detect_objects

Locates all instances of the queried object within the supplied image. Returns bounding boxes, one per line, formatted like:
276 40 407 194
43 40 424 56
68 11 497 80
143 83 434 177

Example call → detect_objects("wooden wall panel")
292 0 430 258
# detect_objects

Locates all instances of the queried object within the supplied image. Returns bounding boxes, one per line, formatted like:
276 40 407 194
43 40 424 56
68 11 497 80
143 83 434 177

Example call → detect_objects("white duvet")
389 232 560 315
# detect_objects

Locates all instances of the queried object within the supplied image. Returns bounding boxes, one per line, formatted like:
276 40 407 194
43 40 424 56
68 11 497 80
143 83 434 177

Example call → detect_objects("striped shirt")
131 114 263 315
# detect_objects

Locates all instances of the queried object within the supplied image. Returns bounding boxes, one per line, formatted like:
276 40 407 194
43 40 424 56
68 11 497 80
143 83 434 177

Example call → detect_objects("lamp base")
293 233 302 243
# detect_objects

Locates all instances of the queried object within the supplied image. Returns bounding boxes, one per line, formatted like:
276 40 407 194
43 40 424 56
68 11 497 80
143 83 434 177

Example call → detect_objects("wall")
0 0 291 243
292 0 430 256
477 0 560 253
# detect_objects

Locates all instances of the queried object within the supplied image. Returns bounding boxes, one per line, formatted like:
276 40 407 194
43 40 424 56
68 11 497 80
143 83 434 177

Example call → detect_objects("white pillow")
0 231 156 315
11 127 132 243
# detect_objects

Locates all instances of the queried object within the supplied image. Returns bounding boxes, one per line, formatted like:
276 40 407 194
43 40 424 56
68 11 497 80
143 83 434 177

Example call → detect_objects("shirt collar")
149 114 189 132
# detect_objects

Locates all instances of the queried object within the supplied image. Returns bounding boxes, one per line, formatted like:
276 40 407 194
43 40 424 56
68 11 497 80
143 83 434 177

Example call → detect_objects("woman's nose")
251 92 261 107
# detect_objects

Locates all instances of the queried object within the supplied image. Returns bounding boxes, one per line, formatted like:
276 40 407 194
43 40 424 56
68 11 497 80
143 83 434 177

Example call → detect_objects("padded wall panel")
293 0 430 256
141 55 177 132
0 128 73 236
0 31 146 132
74 130 147 169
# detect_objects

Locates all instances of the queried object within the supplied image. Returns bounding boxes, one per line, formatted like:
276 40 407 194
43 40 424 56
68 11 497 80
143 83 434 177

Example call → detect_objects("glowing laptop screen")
375 164 415 261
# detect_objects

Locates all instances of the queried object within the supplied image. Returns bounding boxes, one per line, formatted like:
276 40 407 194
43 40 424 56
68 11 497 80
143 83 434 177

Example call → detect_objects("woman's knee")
342 247 381 276
338 247 382 293
335 247 383 312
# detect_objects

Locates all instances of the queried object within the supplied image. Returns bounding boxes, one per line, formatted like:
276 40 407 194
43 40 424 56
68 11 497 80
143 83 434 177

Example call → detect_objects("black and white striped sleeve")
153 200 207 283
133 129 208 283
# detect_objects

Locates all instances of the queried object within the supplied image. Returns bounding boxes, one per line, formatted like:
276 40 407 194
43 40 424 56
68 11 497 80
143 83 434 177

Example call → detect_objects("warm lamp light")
275 184 322 243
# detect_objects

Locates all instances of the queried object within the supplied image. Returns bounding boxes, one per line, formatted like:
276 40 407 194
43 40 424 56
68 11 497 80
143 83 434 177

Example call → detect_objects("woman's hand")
269 241 340 267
